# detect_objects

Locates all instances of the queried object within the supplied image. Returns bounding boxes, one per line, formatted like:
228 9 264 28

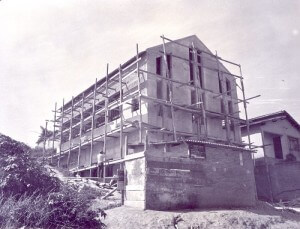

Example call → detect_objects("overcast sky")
0 0 299 146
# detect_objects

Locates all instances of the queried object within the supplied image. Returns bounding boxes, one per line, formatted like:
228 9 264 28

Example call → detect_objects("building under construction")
50 35 257 209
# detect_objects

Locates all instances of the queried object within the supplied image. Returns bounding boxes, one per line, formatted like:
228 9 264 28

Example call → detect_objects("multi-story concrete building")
241 110 300 202
51 35 256 209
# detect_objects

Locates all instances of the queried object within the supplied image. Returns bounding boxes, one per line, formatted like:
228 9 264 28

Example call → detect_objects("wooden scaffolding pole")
89 78 97 177
216 52 231 143
119 65 124 159
239 66 252 151
136 44 143 143
67 97 74 168
162 35 177 140
58 98 65 167
77 93 85 168
103 63 109 180
191 43 202 139
51 102 57 164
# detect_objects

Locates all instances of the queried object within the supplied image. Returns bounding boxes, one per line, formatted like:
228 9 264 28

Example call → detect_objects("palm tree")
36 126 54 145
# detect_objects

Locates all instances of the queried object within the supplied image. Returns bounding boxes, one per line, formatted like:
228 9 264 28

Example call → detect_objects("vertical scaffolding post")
77 93 85 168
239 66 253 153
216 52 231 143
67 97 74 168
119 65 124 159
191 43 202 139
51 102 57 164
58 99 65 168
103 64 109 180
136 44 143 143
162 35 177 141
89 78 98 177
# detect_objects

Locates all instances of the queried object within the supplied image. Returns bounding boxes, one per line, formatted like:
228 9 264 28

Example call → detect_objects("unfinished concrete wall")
124 155 146 208
144 146 256 210
255 160 300 202
146 35 241 144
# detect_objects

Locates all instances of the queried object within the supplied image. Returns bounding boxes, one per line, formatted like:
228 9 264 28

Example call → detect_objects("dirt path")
103 202 300 228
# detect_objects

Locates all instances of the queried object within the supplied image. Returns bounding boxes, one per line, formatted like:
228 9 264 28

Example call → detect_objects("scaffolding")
48 35 259 178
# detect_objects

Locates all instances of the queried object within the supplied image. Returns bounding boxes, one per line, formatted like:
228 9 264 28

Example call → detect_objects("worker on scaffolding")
97 151 105 178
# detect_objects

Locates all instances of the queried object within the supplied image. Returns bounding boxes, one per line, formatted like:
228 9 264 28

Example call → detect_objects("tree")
36 126 54 145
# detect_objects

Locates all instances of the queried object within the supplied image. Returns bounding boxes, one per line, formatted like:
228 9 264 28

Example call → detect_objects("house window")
273 136 283 159
156 57 162 75
109 107 120 121
218 75 223 93
222 119 234 130
228 100 233 114
131 98 139 112
189 63 194 85
226 79 231 96
188 143 206 159
157 80 163 99
96 113 105 127
197 50 203 88
189 48 194 85
191 90 196 105
220 99 225 114
166 84 170 101
158 104 163 117
289 137 300 151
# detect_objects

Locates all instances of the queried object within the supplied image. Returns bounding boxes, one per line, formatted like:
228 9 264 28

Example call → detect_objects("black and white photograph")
0 0 300 228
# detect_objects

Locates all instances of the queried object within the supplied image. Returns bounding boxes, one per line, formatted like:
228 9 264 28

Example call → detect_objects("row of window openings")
62 98 139 133
156 51 232 100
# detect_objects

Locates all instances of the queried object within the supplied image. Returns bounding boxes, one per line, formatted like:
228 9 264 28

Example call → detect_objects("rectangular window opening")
156 56 162 75
226 79 231 96
191 90 196 105
131 98 139 112
157 80 163 99
218 76 223 93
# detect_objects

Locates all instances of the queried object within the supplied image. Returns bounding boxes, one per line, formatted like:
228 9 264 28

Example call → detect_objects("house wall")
144 146 256 210
255 159 300 202
123 143 255 210
260 119 300 160
146 36 241 144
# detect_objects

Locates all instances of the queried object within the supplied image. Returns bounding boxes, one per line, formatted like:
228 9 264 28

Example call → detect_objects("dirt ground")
103 201 300 229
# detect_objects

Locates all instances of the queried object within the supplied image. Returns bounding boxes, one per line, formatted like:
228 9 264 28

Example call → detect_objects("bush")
0 133 60 197
0 188 106 228
0 133 106 228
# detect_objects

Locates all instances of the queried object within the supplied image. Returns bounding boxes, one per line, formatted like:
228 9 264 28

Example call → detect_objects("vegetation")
0 133 106 228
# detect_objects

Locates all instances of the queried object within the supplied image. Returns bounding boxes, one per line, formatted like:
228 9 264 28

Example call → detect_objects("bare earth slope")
103 202 300 229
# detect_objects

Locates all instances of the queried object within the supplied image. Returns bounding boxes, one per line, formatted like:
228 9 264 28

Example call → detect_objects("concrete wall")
255 160 300 202
124 156 146 209
143 145 256 210
146 35 242 144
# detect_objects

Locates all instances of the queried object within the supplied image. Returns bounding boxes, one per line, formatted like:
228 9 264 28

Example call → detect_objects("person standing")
97 151 105 178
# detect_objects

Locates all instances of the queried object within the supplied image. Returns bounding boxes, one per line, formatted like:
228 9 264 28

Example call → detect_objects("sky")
0 0 299 147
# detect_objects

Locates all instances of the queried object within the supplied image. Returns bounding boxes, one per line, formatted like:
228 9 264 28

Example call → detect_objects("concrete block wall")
145 147 255 210
255 160 300 202
124 144 256 210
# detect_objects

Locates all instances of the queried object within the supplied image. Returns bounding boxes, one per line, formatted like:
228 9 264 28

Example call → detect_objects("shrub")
0 186 106 228
0 133 60 197
0 133 106 228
